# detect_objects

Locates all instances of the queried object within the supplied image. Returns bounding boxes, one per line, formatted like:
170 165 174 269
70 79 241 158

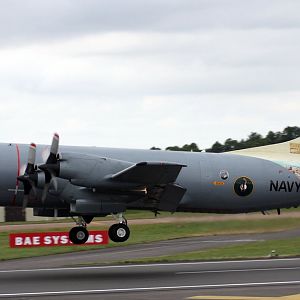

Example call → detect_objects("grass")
0 210 203 226
120 237 300 264
3 207 299 227
1 216 300 261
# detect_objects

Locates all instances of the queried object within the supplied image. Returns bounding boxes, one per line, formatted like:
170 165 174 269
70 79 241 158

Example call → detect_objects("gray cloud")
0 1 299 149
1 0 300 46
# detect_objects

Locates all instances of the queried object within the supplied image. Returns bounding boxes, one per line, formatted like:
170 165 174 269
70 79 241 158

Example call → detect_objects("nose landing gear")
69 216 89 245
69 226 89 245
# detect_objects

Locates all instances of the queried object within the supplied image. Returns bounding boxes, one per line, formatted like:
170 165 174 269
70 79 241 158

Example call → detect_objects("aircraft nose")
0 143 22 206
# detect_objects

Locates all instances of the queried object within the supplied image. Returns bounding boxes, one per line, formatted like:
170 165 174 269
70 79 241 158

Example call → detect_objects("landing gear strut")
108 213 130 243
69 217 89 245
68 214 131 244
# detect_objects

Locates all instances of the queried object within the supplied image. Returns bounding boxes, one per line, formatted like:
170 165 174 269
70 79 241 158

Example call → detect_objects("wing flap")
157 184 187 212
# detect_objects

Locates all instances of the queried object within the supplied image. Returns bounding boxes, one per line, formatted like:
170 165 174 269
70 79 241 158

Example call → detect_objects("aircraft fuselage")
0 142 299 214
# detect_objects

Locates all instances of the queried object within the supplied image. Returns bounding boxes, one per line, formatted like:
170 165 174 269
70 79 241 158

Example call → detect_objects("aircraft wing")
111 162 187 212
37 147 188 214
110 161 186 185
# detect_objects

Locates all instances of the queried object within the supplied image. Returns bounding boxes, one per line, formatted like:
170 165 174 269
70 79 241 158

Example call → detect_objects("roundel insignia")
220 170 229 180
234 177 254 197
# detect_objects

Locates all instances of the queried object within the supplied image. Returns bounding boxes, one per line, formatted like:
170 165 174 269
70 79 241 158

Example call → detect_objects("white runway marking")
177 266 300 275
1 257 300 273
1 281 300 298
197 239 262 243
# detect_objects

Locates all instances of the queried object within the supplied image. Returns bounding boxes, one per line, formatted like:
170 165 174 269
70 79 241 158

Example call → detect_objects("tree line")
151 126 300 153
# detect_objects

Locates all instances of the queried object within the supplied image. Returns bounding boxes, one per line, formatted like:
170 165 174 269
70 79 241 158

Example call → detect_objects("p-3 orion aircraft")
1 134 300 244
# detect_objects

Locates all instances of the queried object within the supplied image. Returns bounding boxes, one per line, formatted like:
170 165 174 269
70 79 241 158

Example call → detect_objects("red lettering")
10 231 108 248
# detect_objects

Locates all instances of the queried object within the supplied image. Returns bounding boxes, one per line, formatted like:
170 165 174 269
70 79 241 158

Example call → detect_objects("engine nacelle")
58 152 133 188
70 199 126 215
33 208 70 217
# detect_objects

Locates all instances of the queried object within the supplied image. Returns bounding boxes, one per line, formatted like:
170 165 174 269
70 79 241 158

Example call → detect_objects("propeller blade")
39 133 60 175
51 133 59 155
41 183 49 204
28 143 36 166
24 143 37 175
47 133 59 164
52 175 58 191
28 179 38 197
41 172 58 204
19 143 37 210
40 133 60 203
22 195 29 213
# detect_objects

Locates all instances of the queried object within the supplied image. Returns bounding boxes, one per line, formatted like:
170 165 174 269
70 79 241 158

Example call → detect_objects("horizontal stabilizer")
111 162 186 185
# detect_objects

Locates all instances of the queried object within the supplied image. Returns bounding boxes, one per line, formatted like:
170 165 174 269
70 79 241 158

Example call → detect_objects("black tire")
69 226 89 245
108 223 130 243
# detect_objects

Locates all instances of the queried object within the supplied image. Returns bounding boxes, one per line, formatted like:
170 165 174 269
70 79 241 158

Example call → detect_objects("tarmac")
1 258 300 299
1 228 300 299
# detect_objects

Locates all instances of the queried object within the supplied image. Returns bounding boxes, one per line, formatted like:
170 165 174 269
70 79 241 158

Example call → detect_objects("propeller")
17 143 37 211
39 133 60 203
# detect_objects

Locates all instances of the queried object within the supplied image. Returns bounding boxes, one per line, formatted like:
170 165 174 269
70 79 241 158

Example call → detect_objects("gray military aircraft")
1 134 300 244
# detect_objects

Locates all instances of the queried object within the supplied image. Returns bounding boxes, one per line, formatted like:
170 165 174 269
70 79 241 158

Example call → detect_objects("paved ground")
1 258 300 299
1 228 300 270
1 220 300 299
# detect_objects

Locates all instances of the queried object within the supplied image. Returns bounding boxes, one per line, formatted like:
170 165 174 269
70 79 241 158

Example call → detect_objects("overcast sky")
0 0 299 149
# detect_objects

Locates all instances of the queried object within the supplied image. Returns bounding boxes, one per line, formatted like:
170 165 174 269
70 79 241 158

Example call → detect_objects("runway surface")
1 228 300 299
1 258 300 299
1 228 300 270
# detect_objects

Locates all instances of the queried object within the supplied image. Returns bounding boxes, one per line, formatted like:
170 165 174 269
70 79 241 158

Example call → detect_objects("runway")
1 258 300 299
1 228 300 270
1 229 300 299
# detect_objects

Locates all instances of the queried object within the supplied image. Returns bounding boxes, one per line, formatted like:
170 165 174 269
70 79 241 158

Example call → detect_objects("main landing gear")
108 213 130 243
68 214 130 245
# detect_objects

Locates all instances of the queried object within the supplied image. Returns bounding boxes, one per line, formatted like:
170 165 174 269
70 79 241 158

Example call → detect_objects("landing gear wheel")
108 223 130 243
69 226 89 245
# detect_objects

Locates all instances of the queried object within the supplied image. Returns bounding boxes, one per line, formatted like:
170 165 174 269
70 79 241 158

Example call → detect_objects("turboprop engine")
17 133 61 209
39 150 141 191
54 153 134 188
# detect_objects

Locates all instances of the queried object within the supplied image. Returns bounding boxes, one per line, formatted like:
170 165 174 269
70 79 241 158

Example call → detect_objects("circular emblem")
234 177 254 197
220 170 229 180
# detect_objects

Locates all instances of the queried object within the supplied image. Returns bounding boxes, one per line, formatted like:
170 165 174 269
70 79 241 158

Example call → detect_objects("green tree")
163 126 300 153
282 126 300 141
207 141 225 153
166 143 201 152
166 145 182 151
244 132 264 148
224 138 240 152
182 143 201 152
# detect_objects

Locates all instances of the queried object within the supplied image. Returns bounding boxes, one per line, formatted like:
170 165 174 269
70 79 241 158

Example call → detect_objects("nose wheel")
69 216 90 245
69 226 89 245
108 223 130 243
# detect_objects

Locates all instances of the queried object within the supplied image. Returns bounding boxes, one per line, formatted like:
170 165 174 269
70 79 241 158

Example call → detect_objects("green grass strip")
1 217 300 261
120 237 300 264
